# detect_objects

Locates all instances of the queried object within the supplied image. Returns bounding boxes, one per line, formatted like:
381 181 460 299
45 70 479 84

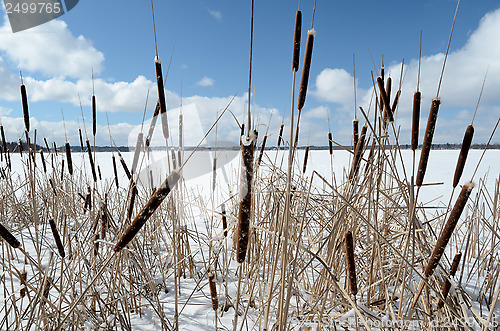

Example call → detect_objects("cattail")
49 219 65 258
0 126 6 154
42 276 51 300
178 113 183 149
127 183 138 221
0 222 20 248
352 119 359 149
171 148 177 169
20 269 27 297
277 123 284 149
61 159 65 181
328 131 333 155
43 137 50 152
146 101 160 147
118 150 132 180
18 138 24 154
40 150 47 173
221 204 227 237
178 149 182 167
240 123 245 138
49 178 57 196
92 94 97 137
85 139 97 182
65 142 73 176
97 165 102 181
364 141 376 174
112 155 119 189
101 202 108 240
437 252 462 309
155 58 169 140
345 231 357 296
297 29 315 111
83 185 91 213
236 136 255 263
257 135 267 166
131 132 144 175
391 90 401 117
411 91 421 151
376 76 394 123
424 182 474 278
212 157 217 192
302 145 310 174
21 83 29 132
208 271 218 311
349 124 367 180
79 128 84 151
6 150 11 171
292 10 302 72
453 125 474 188
114 170 180 252
53 141 58 155
416 98 440 187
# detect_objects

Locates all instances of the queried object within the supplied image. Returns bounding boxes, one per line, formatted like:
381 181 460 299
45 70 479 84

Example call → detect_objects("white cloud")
208 9 222 20
196 76 215 87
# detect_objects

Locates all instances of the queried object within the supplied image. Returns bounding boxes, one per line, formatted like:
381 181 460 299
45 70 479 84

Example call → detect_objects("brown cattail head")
18 138 24 154
412 91 421 151
424 182 474 278
0 222 20 248
236 135 256 263
53 141 58 155
85 139 97 182
79 128 84 151
453 125 474 188
101 201 108 240
60 159 65 180
92 94 96 137
328 131 333 155
83 185 91 213
97 165 102 181
171 148 177 169
292 10 302 72
376 76 394 123
112 155 119 189
345 231 358 296
437 252 462 309
297 29 315 111
20 269 27 297
21 83 29 132
65 142 73 176
49 219 65 258
0 126 7 154
352 119 359 149
131 132 144 175
277 123 284 149
118 150 132 180
240 123 245 138
127 183 138 221
208 271 219 311
349 124 367 180
40 150 47 173
391 90 401 119
257 135 267 166
416 98 440 187
114 170 181 252
94 233 99 256
221 203 227 237
49 178 57 196
155 58 169 140
302 145 310 174
146 101 160 148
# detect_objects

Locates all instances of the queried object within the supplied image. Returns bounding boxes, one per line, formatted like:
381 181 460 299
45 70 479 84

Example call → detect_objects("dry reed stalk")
424 182 474 278
20 269 27 297
345 231 357 296
236 136 255 263
328 131 333 155
277 123 284 149
85 139 97 182
92 94 97 137
221 203 227 237
292 10 302 72
349 124 367 180
118 151 132 180
302 145 310 174
437 252 462 309
79 128 84 151
416 98 440 187
412 91 421 151
49 219 65 258
208 271 219 311
155 58 169 140
146 101 160 147
42 276 52 300
0 222 20 248
353 119 359 149
257 135 267 166
21 83 29 132
453 125 474 188
114 170 180 252
49 178 57 196
376 76 394 123
65 142 73 176
127 183 138 221
131 132 144 175
297 29 315 111
40 150 47 173
112 155 119 188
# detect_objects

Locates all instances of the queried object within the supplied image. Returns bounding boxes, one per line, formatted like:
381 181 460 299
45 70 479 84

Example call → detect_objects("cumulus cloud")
196 76 215 87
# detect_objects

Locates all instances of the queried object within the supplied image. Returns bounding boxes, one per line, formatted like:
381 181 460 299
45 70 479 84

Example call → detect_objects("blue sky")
0 0 499 147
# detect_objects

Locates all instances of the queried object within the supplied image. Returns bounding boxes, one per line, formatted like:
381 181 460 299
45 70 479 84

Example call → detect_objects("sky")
0 0 499 148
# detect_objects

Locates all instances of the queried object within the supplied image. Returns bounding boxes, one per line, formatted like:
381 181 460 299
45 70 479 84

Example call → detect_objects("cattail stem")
49 219 65 258
208 271 219 311
453 125 474 188
85 139 97 182
292 10 302 72
236 136 255 263
416 98 440 186
65 142 73 176
411 91 421 151
114 170 180 252
0 222 20 248
257 135 267 166
437 252 462 309
302 145 310 174
345 231 357 296
297 29 315 111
